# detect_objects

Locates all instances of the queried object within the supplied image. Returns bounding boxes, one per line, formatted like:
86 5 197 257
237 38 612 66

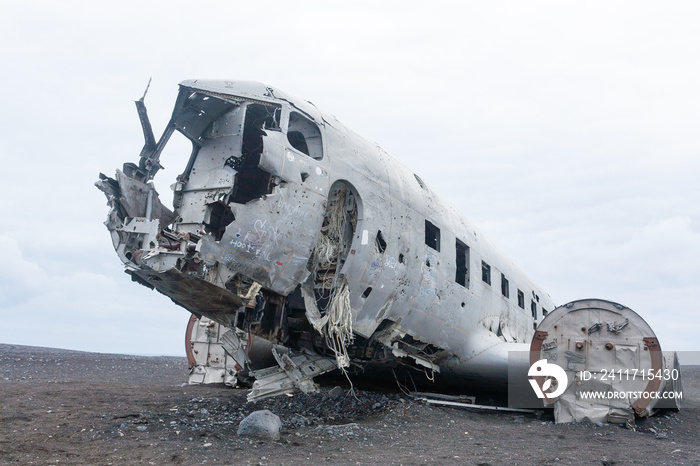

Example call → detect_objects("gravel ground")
1 343 698 465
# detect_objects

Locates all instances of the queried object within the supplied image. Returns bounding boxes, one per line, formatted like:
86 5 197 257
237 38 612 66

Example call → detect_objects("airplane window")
425 220 440 251
414 174 426 189
375 230 387 253
501 274 509 298
481 261 491 285
288 112 323 160
287 131 309 155
455 239 469 287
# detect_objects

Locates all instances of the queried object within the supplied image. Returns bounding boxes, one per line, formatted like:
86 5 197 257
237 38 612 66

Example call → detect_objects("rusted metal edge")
529 330 549 399
631 337 663 414
185 314 198 367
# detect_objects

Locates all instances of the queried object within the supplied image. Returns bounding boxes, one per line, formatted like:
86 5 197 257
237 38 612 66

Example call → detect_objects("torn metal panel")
247 349 337 402
135 79 157 158
390 341 441 373
186 315 239 386
186 315 282 387
129 267 245 327
220 328 252 378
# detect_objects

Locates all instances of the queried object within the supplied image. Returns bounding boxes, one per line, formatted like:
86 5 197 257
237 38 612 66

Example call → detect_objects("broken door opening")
310 183 358 313
231 103 281 204
301 182 359 368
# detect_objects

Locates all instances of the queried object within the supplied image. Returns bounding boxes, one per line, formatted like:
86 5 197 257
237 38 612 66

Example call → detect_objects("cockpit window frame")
286 111 324 160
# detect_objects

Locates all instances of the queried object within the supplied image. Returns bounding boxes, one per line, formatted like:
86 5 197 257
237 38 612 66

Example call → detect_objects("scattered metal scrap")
418 398 537 414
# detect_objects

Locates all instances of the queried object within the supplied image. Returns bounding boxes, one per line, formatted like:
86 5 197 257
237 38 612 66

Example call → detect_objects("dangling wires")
308 188 356 370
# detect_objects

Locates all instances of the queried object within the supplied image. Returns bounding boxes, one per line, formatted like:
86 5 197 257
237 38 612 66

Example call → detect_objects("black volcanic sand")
1 343 698 465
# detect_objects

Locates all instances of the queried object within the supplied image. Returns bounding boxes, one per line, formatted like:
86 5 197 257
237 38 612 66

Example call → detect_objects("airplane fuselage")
98 79 555 390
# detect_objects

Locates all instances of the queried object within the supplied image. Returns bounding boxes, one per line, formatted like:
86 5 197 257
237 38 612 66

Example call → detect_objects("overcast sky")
1 1 698 359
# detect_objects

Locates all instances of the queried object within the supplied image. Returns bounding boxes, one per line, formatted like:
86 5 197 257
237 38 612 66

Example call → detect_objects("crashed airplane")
97 80 681 423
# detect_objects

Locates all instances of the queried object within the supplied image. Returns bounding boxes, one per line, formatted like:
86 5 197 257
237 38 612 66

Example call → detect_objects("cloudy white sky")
1 1 698 358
